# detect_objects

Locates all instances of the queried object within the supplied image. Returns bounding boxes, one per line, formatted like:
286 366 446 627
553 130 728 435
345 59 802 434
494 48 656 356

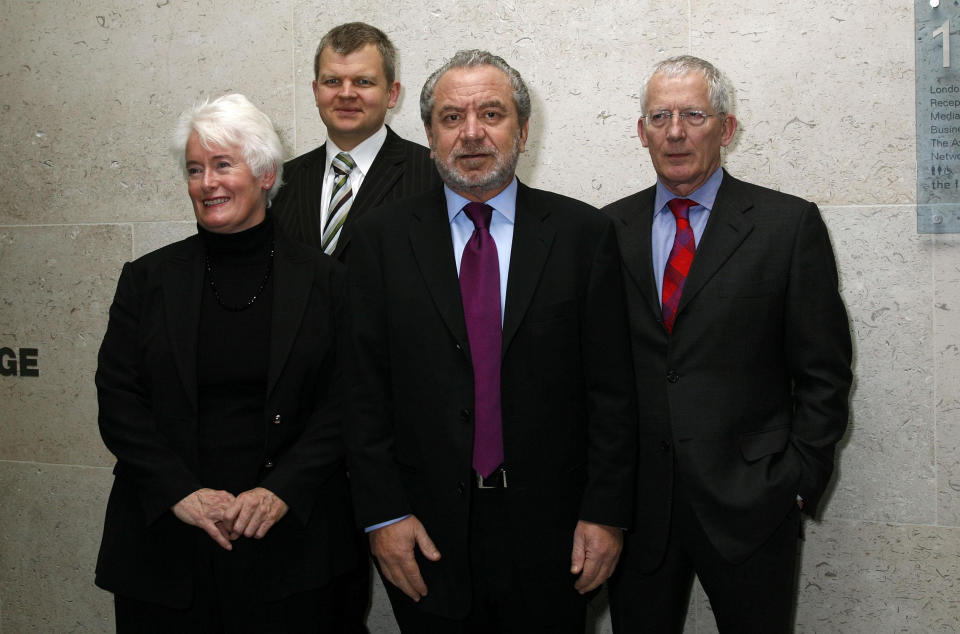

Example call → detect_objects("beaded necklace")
203 239 275 311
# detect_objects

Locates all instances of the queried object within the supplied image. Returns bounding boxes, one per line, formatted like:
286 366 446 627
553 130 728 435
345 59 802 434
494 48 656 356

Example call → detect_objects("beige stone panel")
588 585 612 633
0 1 294 226
0 224 129 466
691 1 914 206
796 519 960 631
368 569 400 633
688 579 719 633
288 2 686 207
822 207 935 524
934 235 960 527
0 461 114 633
133 220 196 260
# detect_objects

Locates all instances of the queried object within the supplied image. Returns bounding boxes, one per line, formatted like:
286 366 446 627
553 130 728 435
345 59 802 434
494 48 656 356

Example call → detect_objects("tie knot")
668 198 696 220
463 202 494 231
332 151 356 176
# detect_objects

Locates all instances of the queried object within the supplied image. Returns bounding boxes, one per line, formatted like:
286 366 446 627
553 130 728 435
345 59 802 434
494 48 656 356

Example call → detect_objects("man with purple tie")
345 49 637 632
602 55 852 633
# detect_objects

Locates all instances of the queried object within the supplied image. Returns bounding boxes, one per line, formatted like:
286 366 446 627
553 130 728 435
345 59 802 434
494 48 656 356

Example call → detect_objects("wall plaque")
0 347 39 377
917 0 960 233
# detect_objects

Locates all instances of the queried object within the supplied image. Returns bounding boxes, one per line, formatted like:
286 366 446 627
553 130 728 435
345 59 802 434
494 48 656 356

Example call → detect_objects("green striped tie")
321 151 357 254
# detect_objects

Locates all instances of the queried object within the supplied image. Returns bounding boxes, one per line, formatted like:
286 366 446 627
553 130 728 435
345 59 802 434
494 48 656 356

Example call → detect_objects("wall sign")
917 0 960 233
0 347 40 377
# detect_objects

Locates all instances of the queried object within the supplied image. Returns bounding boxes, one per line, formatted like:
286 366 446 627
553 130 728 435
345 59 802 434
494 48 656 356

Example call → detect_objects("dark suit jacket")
272 126 441 261
603 171 852 570
346 182 638 618
94 228 356 607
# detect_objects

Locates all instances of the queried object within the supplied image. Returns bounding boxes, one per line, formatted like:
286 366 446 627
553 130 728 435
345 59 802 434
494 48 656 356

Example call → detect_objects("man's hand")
223 487 289 540
369 516 441 602
570 520 623 594
171 488 236 550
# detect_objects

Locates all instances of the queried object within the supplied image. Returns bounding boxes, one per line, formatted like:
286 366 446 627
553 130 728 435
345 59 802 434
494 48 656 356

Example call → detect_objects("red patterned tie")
459 202 503 477
661 198 697 334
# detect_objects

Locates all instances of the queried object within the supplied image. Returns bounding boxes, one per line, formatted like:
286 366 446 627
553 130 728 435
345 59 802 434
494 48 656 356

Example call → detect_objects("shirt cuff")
365 515 411 533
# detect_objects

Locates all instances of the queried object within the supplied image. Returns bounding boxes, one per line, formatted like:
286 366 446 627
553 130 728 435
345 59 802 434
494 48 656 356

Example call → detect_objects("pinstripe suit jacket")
272 126 441 262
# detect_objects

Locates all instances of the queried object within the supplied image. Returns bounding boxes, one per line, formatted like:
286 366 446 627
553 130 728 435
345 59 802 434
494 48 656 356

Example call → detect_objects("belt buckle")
476 468 508 489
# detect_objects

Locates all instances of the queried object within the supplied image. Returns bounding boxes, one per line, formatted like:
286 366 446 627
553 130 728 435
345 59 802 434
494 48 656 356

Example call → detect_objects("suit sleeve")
342 220 412 528
578 219 639 528
95 262 201 524
784 203 853 515
261 262 349 525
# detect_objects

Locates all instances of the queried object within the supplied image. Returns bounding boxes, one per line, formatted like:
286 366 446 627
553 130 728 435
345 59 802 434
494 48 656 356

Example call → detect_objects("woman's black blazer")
94 228 356 608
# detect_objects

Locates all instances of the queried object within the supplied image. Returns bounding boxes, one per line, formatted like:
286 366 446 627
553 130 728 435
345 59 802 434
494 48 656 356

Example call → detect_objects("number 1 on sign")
933 19 951 68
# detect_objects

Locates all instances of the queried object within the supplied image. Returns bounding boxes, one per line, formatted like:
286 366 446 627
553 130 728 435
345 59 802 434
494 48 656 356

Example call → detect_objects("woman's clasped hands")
172 487 289 550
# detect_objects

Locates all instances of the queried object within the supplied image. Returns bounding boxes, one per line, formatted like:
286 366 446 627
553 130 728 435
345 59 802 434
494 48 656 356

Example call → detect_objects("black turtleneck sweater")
196 216 274 494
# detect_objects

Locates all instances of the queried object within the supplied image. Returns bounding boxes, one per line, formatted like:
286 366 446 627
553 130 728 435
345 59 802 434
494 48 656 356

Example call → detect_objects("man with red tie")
602 55 853 633
346 49 636 632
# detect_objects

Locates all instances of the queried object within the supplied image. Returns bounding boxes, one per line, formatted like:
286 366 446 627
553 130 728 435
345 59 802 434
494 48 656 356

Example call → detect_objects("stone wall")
2 1 955 631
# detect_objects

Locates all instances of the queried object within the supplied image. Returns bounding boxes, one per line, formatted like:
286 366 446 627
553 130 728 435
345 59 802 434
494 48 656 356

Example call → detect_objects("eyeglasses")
641 110 721 128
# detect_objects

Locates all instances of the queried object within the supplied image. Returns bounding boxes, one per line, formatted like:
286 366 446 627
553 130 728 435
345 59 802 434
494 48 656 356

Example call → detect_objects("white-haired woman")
94 94 359 632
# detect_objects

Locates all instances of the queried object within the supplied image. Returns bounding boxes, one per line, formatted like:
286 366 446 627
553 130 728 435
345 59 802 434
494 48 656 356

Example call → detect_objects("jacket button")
273 414 281 425
457 482 466 495
666 370 679 383
460 408 472 422
660 440 671 452
264 460 275 469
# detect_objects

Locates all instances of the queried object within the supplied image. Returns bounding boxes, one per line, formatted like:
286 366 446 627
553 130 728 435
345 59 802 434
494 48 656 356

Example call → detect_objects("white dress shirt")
319 125 388 228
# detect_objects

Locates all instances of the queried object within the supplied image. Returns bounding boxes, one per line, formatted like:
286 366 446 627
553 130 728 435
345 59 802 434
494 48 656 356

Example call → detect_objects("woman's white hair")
172 93 284 204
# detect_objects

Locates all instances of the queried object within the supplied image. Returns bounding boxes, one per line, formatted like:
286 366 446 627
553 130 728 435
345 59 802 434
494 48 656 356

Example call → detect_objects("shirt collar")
653 167 724 217
445 177 518 224
324 125 388 178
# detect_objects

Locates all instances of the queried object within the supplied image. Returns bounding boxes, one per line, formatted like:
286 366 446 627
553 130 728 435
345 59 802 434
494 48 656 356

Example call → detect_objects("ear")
387 80 401 109
261 168 277 192
518 119 530 153
719 114 738 148
638 117 649 148
424 123 436 158
312 80 321 108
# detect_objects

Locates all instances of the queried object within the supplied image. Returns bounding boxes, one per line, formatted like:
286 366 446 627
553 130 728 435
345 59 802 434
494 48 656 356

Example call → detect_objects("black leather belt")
476 466 508 489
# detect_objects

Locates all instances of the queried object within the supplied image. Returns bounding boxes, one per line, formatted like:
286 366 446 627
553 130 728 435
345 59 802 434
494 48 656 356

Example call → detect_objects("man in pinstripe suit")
272 22 440 261
272 24 440 632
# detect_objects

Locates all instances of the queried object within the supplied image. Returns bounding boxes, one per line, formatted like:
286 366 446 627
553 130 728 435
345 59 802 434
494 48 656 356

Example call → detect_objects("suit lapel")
351 128 405 213
288 145 327 249
502 183 555 357
612 188 662 324
161 239 204 410
267 235 313 398
408 189 469 348
333 128 406 259
677 173 754 315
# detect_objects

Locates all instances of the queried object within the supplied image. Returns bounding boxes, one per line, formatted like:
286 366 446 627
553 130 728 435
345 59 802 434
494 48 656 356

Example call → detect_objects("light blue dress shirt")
364 178 518 533
445 178 516 321
651 167 724 305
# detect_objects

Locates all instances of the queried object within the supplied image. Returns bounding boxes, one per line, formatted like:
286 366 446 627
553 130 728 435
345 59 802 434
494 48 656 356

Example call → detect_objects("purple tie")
459 202 503 478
